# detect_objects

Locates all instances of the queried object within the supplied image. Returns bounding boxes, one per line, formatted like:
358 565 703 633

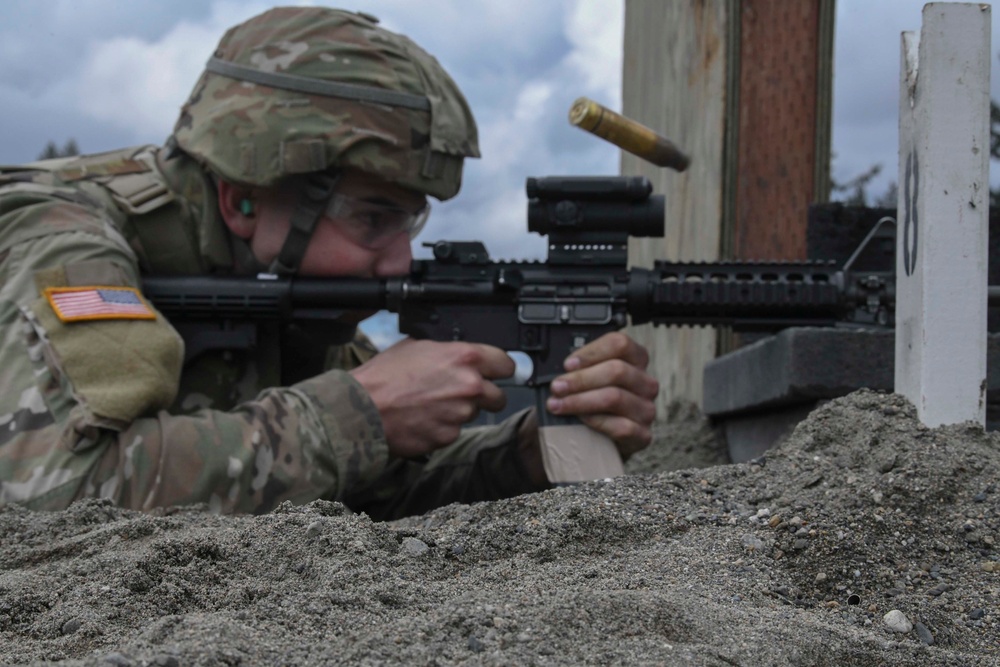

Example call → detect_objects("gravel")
1 390 998 665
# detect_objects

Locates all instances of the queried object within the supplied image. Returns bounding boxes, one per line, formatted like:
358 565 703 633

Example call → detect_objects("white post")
895 3 990 428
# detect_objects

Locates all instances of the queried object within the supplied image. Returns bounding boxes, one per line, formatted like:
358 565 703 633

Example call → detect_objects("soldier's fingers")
577 414 652 457
564 332 649 371
551 359 660 400
546 385 657 425
478 380 508 413
462 343 516 379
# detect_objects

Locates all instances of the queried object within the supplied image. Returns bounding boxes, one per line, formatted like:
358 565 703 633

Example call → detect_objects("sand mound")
1 390 997 666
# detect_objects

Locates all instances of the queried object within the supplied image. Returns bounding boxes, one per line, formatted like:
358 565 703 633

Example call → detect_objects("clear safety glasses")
324 193 430 250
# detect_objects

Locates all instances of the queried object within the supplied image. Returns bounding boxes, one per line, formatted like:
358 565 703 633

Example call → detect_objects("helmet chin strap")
227 171 358 373
267 172 340 276
229 235 269 275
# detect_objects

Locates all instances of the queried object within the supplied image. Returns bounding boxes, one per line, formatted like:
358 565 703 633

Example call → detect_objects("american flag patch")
44 286 156 323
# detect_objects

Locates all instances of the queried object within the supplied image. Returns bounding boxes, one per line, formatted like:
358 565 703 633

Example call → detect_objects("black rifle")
143 176 896 376
142 175 904 433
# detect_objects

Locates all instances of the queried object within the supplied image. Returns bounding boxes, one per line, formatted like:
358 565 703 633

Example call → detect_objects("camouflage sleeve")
343 407 550 521
321 331 549 520
18 369 388 514
0 194 388 514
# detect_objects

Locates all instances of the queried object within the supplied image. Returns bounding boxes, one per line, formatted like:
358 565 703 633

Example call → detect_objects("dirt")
1 390 998 666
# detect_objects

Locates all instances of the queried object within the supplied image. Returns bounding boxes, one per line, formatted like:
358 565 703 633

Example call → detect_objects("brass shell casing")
569 97 690 172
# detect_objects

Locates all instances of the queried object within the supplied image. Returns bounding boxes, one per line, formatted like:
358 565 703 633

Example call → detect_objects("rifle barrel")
141 275 387 319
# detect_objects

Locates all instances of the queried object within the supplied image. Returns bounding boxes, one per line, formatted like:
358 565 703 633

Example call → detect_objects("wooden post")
622 0 834 412
895 3 990 427
621 1 729 414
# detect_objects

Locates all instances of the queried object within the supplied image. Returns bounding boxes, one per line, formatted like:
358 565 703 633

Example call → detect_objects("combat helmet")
171 7 480 273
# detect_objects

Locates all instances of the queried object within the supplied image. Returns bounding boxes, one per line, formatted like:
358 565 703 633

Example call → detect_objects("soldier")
0 7 658 518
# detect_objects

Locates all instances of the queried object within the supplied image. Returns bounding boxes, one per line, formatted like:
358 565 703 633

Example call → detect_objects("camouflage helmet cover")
172 7 480 200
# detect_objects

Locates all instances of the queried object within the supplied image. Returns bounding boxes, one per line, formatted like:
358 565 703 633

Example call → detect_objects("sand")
1 390 998 666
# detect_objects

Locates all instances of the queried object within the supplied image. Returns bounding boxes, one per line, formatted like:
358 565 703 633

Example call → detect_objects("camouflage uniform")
0 8 544 519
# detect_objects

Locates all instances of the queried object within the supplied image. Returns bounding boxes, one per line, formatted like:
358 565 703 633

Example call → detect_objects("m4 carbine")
142 175 896 386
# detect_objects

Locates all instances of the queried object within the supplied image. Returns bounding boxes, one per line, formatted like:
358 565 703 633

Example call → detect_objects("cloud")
0 1 275 160
64 2 272 145
831 0 1000 197
370 0 570 75
71 31 210 142
0 0 211 92
359 312 404 350
381 0 625 264
563 1 625 107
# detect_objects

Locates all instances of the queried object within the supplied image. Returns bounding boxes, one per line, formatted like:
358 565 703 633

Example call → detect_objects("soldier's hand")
545 332 659 458
350 338 515 459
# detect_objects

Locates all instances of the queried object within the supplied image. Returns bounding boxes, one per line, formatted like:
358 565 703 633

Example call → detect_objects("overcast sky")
2 0 997 346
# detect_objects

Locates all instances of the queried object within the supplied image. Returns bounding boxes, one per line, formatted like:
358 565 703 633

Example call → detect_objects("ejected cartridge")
569 97 690 172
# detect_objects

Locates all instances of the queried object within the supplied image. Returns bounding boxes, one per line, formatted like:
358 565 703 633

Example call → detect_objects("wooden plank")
622 0 729 410
734 0 821 260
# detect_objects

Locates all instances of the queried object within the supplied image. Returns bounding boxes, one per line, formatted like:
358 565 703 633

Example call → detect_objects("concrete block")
705 328 1000 462
703 327 894 416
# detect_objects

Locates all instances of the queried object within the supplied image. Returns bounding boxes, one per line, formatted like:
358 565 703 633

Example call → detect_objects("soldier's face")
241 169 423 278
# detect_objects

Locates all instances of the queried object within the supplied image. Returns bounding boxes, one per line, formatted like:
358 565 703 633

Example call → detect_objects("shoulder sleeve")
0 366 389 514
6 197 185 432
342 408 548 520
324 328 381 371
0 196 389 513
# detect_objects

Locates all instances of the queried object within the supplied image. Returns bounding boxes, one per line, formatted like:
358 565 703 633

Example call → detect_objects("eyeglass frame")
322 191 430 250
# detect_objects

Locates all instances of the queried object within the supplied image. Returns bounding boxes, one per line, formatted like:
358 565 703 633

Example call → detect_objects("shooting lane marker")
895 3 990 427
902 149 918 277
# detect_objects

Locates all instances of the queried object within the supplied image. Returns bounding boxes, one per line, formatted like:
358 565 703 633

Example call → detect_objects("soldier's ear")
217 180 256 239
